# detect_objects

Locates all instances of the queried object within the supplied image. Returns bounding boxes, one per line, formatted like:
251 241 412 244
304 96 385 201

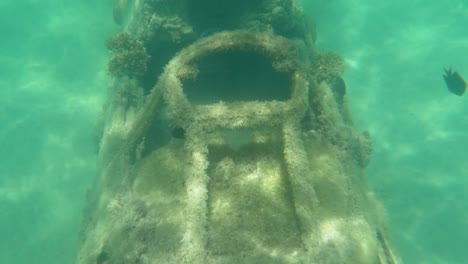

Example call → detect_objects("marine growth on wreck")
78 1 401 263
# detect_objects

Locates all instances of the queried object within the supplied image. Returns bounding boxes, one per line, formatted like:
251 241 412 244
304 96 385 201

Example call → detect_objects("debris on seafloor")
443 67 467 96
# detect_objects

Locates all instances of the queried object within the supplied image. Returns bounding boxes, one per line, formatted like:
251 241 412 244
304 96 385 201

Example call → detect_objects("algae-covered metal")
78 1 401 263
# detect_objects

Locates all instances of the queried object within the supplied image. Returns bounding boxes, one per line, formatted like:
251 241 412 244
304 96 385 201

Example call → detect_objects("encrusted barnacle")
106 32 150 79
310 51 345 82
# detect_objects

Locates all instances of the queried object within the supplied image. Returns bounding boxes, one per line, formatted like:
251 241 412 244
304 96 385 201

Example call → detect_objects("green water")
304 2 468 263
1 0 467 263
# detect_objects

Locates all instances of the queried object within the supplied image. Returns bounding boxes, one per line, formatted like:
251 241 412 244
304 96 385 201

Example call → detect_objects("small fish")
113 0 128 25
443 67 467 96
171 126 185 139
200 28 220 38
328 76 347 105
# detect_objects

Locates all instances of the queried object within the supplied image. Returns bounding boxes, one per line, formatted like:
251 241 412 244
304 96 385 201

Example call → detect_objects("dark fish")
328 76 347 105
171 126 185 139
443 68 466 96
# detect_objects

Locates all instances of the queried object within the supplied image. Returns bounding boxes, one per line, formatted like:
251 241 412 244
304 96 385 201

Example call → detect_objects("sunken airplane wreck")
443 68 467 96
78 1 402 263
